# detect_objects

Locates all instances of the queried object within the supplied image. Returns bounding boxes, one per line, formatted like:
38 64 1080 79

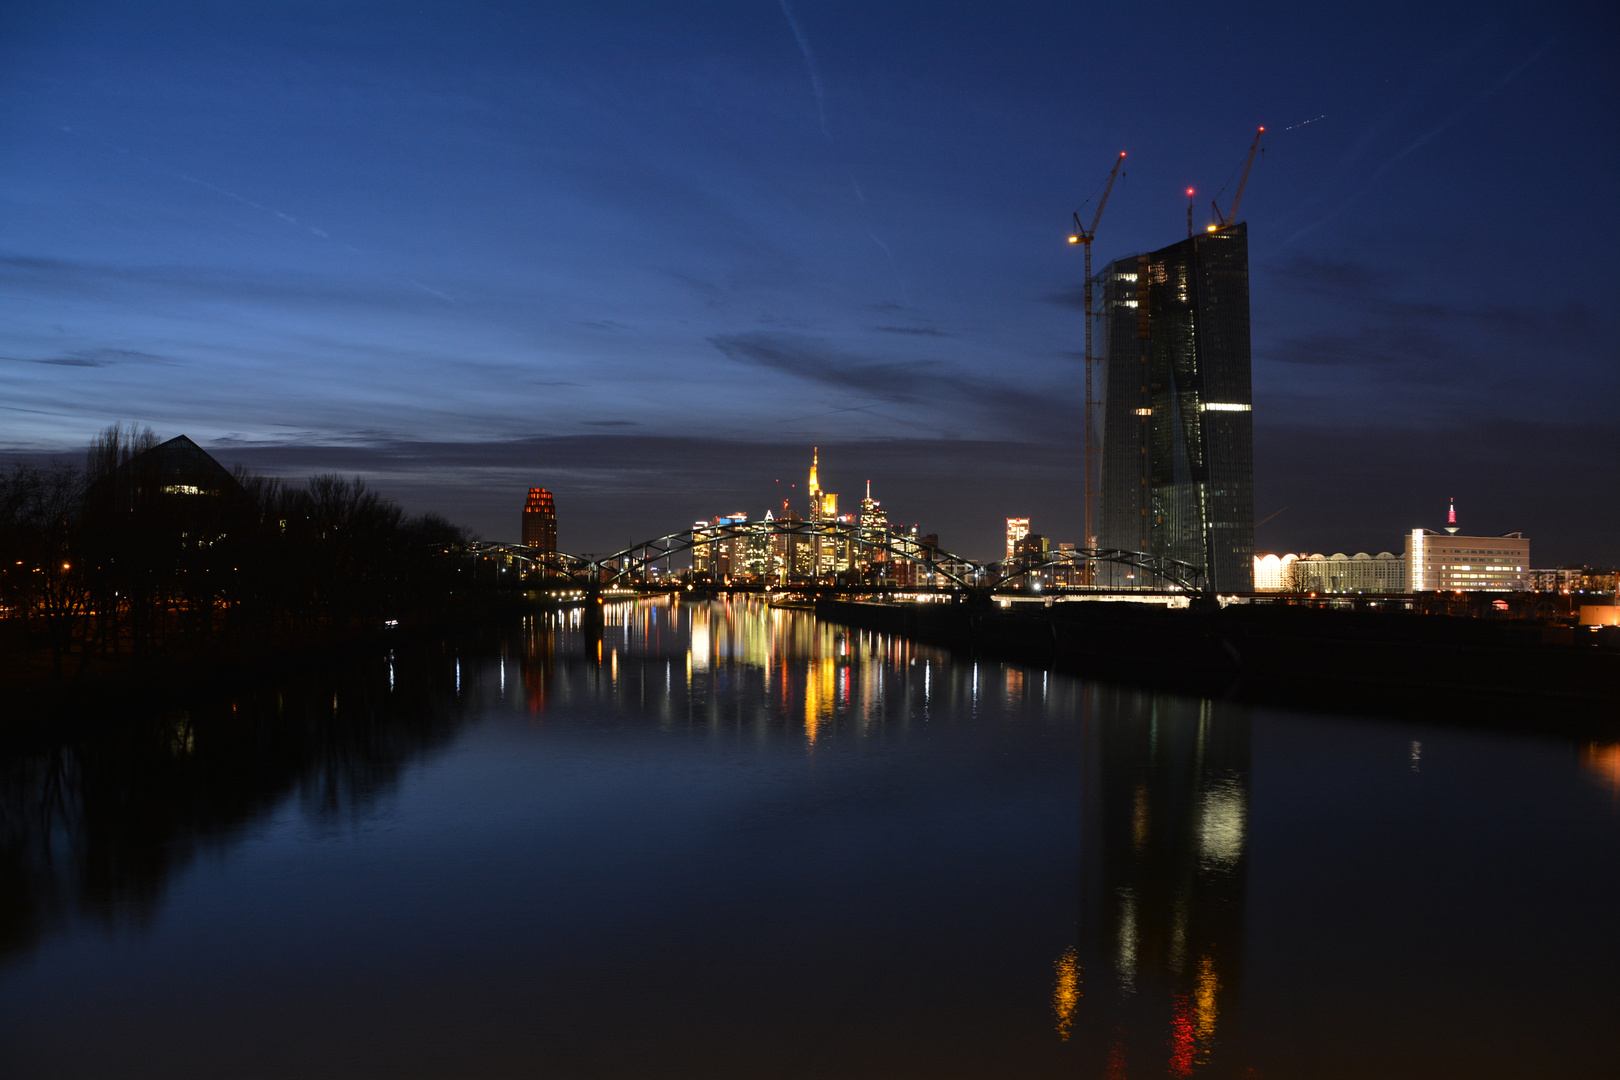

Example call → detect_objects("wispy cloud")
1285 38 1557 246
873 326 950 338
709 330 1080 439
777 0 829 139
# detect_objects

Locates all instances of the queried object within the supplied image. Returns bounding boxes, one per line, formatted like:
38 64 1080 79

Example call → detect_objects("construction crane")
1211 127 1264 230
1069 151 1126 564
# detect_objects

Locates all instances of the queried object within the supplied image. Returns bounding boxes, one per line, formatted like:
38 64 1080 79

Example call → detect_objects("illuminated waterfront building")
1253 551 1405 593
690 519 715 575
1405 528 1530 592
1098 225 1255 592
742 514 773 579
1006 518 1030 562
522 488 557 551
690 514 748 579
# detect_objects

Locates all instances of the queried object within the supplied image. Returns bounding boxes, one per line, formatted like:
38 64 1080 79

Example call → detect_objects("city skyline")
2 2 1616 563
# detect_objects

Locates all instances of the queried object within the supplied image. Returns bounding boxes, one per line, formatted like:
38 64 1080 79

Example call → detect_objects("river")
1 597 1615 1078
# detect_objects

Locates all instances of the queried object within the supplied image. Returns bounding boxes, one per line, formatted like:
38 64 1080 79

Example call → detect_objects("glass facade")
1097 256 1151 586
1099 226 1255 592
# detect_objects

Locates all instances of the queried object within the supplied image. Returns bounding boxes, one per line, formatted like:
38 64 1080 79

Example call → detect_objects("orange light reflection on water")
1052 947 1080 1041
1581 743 1620 804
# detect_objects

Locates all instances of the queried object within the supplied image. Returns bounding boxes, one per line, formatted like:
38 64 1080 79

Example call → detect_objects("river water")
1 598 1615 1078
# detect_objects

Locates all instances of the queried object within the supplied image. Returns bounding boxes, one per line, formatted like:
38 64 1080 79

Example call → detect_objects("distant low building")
1528 568 1583 592
1253 551 1404 593
1253 552 1294 591
1528 566 1618 596
1405 529 1529 592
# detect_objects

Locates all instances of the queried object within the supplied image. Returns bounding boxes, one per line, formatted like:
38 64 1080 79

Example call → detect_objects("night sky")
3 2 1615 562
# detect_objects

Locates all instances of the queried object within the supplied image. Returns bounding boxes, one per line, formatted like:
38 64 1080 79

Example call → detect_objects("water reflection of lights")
1052 946 1080 1041
1198 779 1246 869
1168 993 1196 1077
1581 743 1620 802
1115 886 1138 993
1131 783 1150 853
1194 954 1219 1058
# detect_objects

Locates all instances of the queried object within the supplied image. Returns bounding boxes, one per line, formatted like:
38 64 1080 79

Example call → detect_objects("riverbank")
818 598 1620 730
0 592 555 733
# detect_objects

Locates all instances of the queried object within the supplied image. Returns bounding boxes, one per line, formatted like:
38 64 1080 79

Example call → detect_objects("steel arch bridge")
991 547 1205 594
467 519 1205 594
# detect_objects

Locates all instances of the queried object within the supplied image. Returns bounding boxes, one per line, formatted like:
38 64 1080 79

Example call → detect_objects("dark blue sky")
3 1 1615 561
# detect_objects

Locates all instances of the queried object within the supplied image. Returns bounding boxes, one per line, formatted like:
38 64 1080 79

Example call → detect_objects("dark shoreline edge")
0 595 551 742
816 598 1620 738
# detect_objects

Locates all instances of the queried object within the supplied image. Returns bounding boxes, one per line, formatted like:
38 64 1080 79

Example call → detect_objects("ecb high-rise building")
1098 223 1254 592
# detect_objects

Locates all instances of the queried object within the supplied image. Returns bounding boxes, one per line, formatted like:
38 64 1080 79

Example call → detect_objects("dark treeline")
1 425 474 679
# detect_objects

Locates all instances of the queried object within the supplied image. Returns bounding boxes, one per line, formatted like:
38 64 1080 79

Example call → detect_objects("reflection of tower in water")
1074 687 1251 1076
521 614 555 714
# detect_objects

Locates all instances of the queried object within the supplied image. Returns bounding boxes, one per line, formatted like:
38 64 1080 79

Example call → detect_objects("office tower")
1006 518 1030 562
808 447 824 520
1098 257 1151 585
522 488 557 551
858 480 889 572
690 519 714 575
1099 224 1255 592
807 447 841 578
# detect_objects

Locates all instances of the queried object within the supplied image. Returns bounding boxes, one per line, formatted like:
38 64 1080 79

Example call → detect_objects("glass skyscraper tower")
1098 224 1254 592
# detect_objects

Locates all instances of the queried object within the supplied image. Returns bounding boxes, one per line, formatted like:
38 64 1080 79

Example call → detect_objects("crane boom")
1068 151 1127 570
1086 152 1127 238
1213 126 1264 229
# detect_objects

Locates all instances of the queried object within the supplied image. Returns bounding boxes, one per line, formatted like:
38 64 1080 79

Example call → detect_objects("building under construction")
1097 224 1256 592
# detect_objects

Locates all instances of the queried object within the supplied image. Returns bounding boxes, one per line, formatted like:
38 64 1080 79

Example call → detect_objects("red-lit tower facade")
522 488 557 551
